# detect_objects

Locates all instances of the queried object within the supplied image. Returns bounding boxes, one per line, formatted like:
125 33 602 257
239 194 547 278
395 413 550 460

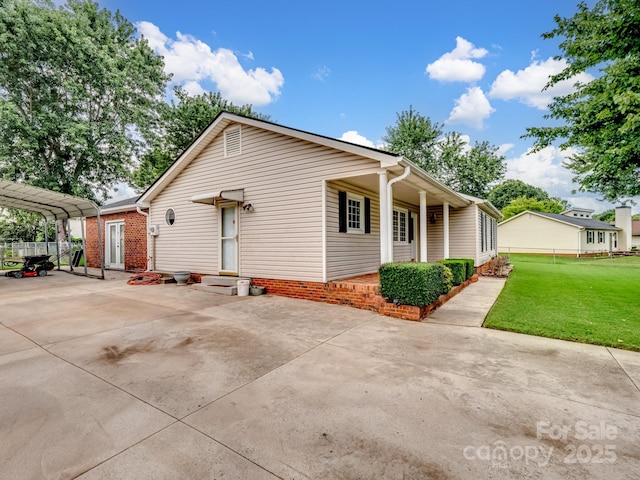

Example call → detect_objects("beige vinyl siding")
448 205 478 263
326 181 380 280
426 206 444 262
477 211 496 265
498 213 581 254
150 124 380 281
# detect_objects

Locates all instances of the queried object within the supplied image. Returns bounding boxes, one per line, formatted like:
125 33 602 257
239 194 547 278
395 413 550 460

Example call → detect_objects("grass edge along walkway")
484 254 640 352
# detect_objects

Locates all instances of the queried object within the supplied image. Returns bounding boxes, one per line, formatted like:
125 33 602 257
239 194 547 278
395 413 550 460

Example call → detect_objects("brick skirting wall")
250 274 479 322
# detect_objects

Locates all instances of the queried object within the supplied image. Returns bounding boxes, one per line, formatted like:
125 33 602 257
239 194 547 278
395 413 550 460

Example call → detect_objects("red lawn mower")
5 255 55 278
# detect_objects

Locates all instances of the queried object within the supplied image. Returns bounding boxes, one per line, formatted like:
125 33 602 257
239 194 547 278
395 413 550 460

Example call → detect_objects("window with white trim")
347 193 364 234
587 231 594 243
393 208 408 243
597 231 605 243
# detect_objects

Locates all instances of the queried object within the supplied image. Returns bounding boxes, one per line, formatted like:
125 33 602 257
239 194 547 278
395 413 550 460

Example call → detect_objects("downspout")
386 166 411 262
137 206 152 271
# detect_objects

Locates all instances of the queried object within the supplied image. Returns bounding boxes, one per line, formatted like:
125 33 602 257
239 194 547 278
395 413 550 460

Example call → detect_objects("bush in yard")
437 259 466 285
379 262 452 307
446 258 475 280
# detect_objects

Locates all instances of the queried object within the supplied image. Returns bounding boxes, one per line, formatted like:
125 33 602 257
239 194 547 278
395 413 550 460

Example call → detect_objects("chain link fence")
1 241 83 269
499 246 640 266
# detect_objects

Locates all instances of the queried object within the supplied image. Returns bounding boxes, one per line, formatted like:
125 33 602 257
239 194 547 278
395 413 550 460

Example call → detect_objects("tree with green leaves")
501 196 568 221
0 0 168 202
593 208 640 222
132 87 270 190
383 106 443 176
487 179 550 210
384 108 505 197
525 0 640 202
0 209 55 242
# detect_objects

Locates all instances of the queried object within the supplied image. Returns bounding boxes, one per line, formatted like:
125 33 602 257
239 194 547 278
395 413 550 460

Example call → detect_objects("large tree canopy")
384 107 505 197
132 86 270 190
0 0 168 201
487 179 550 210
501 196 568 221
525 0 640 202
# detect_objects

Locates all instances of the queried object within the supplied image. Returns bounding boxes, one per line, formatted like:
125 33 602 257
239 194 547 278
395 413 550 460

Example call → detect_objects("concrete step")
192 284 237 295
200 275 251 287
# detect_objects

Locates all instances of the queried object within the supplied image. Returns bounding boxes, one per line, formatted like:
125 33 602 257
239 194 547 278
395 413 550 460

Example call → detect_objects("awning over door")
190 189 244 205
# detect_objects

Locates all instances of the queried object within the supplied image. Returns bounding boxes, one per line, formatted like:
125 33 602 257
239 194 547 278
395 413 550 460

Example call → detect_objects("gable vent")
224 126 242 157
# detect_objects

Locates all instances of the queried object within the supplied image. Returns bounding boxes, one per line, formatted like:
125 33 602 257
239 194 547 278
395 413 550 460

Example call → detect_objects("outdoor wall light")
430 213 437 224
242 203 254 212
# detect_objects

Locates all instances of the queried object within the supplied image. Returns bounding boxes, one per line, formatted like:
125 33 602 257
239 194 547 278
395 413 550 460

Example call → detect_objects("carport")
0 179 104 279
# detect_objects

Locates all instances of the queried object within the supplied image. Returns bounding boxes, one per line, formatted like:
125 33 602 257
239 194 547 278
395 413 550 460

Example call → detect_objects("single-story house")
132 112 500 295
498 208 626 255
633 220 640 249
85 196 148 272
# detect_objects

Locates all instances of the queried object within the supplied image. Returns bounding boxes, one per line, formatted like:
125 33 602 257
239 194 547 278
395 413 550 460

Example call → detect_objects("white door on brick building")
106 221 125 269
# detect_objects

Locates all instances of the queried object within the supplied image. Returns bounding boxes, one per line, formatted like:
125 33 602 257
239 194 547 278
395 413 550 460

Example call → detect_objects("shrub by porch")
379 262 453 307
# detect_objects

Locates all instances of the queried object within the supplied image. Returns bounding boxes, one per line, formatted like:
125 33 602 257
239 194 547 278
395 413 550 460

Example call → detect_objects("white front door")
106 221 125 269
219 205 238 275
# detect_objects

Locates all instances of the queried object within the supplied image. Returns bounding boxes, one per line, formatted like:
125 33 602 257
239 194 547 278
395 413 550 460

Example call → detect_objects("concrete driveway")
1 271 639 479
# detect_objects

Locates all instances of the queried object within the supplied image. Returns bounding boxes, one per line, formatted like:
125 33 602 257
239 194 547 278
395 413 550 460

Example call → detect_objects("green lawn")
484 254 640 351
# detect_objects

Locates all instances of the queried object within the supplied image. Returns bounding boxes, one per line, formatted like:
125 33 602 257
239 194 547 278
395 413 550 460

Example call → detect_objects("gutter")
136 206 153 271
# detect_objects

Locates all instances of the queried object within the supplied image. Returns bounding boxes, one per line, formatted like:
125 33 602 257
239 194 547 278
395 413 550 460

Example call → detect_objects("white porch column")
387 167 411 262
443 202 450 259
378 170 388 264
419 191 427 262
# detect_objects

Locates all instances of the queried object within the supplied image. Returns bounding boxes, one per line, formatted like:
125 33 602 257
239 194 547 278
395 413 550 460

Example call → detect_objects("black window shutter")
408 212 414 242
338 190 347 233
364 197 371 234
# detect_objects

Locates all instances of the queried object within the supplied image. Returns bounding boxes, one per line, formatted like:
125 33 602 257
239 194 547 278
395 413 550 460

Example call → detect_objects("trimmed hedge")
445 258 475 280
379 262 452 307
437 259 466 285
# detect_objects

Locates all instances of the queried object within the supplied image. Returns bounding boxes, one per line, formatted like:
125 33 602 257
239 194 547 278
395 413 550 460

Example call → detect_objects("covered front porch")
324 159 475 283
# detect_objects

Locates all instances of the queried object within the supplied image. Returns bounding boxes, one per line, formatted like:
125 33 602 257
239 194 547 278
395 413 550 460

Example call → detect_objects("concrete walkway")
1 271 639 479
424 276 507 327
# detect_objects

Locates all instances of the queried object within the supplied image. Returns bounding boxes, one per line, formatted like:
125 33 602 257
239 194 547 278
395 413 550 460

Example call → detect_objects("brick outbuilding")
85 196 148 272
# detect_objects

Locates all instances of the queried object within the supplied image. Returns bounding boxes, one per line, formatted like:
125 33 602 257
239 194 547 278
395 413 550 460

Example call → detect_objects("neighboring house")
498 209 624 255
85 196 148 272
632 221 640 249
134 111 500 294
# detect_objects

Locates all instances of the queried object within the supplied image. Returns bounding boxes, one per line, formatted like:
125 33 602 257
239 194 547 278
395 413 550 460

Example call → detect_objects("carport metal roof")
0 179 98 221
0 179 104 279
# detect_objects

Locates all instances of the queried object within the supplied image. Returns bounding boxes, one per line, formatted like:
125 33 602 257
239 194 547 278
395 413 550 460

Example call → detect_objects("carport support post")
80 217 87 276
419 191 427 262
97 210 104 279
55 223 61 271
67 220 73 272
44 219 49 254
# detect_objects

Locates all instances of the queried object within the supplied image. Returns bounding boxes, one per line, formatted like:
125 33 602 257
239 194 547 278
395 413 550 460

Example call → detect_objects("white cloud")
311 66 331 81
489 57 594 110
504 145 578 199
446 86 495 129
497 143 515 156
340 131 383 149
137 21 284 106
426 37 488 83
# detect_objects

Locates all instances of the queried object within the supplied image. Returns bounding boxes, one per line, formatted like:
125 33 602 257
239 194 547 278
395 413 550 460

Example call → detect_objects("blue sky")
98 0 626 213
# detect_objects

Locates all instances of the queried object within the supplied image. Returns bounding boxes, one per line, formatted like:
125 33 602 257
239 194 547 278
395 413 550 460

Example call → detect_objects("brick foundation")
251 274 479 322
86 210 148 272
